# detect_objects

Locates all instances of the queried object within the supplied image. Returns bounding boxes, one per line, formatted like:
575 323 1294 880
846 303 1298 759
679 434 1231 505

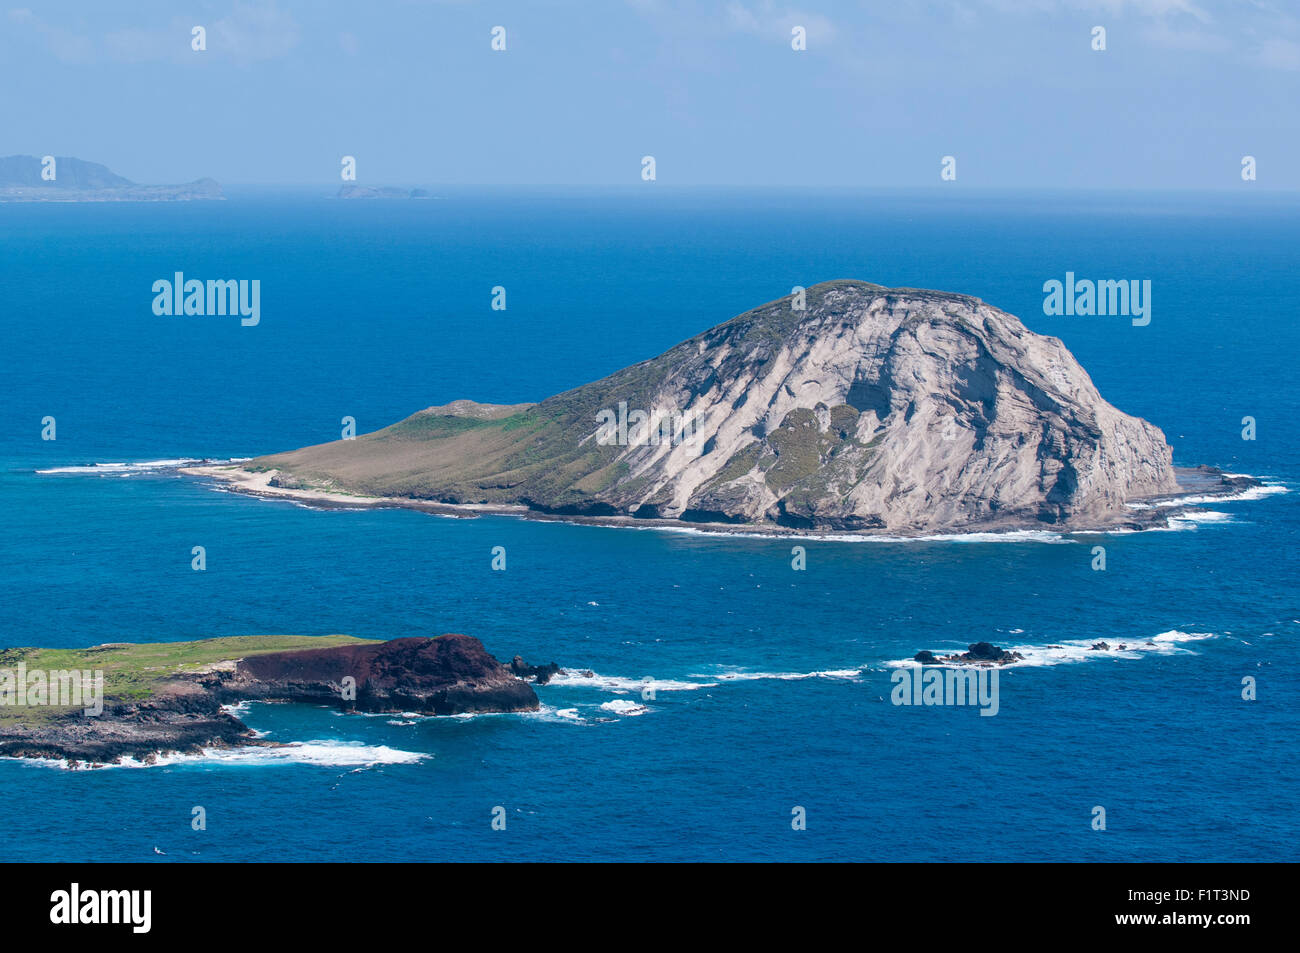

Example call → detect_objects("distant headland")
0 155 223 202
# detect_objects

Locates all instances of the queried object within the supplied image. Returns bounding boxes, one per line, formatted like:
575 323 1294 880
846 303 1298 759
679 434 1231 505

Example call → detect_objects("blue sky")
2 0 1297 188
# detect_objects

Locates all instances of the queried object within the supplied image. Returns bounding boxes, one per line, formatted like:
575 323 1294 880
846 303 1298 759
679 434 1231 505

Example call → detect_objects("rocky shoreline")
914 642 1026 666
0 634 555 767
178 460 1264 538
913 637 1172 668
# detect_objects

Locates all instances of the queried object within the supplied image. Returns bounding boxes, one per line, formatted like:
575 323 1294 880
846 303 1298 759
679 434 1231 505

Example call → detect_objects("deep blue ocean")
1 188 1296 861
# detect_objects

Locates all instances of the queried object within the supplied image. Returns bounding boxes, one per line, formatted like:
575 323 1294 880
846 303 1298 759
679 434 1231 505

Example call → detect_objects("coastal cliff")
231 280 1200 534
215 635 538 715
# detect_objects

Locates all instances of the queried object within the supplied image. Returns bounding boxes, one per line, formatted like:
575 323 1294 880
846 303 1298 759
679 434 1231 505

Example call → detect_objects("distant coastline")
0 155 222 202
336 184 432 199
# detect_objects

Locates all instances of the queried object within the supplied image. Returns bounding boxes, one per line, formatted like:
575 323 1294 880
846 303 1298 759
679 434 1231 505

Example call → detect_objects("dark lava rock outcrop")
508 655 564 684
218 634 538 715
914 642 1025 666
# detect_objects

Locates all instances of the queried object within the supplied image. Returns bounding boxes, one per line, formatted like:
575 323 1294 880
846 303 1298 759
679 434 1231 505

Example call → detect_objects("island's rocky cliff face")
215 634 538 715
252 280 1181 533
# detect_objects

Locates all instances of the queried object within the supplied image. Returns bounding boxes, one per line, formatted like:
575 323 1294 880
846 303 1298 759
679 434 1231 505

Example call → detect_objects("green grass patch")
0 635 377 722
381 414 503 439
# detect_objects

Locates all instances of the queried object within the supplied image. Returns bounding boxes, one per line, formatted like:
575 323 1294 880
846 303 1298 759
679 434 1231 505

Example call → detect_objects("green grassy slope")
0 635 377 723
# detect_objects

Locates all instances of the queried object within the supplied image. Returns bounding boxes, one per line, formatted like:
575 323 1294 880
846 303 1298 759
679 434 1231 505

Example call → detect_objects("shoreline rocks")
914 642 1025 666
508 655 564 684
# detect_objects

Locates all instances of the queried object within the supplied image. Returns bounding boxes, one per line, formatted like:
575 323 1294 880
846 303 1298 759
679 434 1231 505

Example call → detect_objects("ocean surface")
0 188 1296 861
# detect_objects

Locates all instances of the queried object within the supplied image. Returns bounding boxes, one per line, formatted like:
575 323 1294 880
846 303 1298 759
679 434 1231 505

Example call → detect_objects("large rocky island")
0 155 223 202
189 280 1254 534
0 634 542 765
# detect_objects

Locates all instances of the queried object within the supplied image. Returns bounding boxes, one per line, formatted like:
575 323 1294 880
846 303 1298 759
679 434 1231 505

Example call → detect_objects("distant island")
186 280 1256 535
0 155 223 202
0 634 550 765
336 184 432 199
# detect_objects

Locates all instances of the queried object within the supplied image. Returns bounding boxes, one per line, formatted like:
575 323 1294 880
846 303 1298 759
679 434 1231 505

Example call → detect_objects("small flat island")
0 633 541 766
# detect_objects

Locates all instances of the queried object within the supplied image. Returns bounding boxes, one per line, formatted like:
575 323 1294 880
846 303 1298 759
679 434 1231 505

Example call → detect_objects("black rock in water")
508 655 564 684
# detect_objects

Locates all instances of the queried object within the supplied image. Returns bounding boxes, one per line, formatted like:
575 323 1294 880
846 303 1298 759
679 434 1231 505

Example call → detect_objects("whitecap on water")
886 630 1218 670
545 671 715 692
36 457 249 476
600 699 649 716
23 740 428 771
698 666 864 682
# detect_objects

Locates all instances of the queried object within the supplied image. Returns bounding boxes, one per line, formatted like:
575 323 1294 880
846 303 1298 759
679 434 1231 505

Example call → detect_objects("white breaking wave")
700 667 865 682
24 740 428 771
1151 629 1216 643
162 740 427 767
545 671 716 692
600 699 650 716
1127 480 1289 509
1167 510 1235 525
886 630 1217 670
1181 484 1289 504
435 703 593 725
545 664 866 695
36 457 250 475
610 522 1075 544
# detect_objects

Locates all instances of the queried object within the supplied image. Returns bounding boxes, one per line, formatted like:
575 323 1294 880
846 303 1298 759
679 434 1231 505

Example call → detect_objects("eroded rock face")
223 634 539 715
585 281 1179 531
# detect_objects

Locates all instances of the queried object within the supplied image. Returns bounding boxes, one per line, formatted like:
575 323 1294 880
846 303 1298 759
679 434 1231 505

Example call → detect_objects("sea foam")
885 630 1218 670
23 739 428 771
37 457 250 475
